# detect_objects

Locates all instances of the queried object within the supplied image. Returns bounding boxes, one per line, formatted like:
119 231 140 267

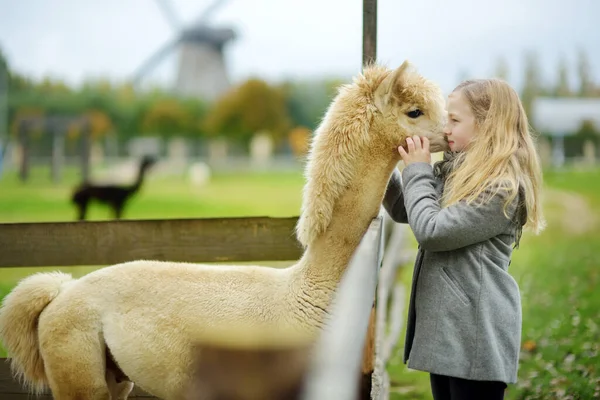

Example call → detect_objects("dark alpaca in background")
71 155 157 221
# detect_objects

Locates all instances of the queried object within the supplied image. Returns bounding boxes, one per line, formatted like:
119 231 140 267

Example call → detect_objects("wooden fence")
0 217 302 268
0 213 405 399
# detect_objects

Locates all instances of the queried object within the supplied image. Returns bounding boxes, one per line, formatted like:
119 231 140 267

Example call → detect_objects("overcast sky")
0 0 598 95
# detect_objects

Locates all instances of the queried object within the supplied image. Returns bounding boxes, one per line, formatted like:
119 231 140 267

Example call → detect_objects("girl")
383 78 545 400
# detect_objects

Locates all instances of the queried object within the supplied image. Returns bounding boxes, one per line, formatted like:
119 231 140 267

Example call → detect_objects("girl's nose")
443 123 451 135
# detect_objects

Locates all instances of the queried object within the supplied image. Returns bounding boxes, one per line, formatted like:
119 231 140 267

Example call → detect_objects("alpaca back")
0 271 73 393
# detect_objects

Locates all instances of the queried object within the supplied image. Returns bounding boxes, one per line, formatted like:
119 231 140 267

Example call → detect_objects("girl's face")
444 90 477 152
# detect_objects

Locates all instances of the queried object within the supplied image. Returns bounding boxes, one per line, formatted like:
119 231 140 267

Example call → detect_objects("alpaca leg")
111 381 134 400
113 202 123 219
106 369 134 400
77 199 88 221
40 330 111 400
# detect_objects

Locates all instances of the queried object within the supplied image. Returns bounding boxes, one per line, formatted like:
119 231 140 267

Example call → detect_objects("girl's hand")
398 135 431 166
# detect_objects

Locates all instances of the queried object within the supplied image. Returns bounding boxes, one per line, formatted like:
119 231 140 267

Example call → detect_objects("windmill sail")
132 0 237 102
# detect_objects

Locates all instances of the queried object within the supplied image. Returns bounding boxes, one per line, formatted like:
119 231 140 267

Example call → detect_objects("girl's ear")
374 60 412 112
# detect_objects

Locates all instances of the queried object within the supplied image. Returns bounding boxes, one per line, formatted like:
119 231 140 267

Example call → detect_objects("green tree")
521 50 544 119
554 55 572 97
141 97 192 137
204 78 291 144
284 78 343 131
576 49 595 97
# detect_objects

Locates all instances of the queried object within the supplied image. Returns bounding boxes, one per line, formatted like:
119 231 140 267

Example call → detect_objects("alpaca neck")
130 165 148 192
293 148 400 306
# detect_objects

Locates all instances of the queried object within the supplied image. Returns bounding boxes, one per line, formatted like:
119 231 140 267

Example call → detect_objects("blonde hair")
442 79 546 235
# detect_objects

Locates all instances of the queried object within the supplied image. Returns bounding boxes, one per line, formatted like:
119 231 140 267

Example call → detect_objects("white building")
532 97 600 167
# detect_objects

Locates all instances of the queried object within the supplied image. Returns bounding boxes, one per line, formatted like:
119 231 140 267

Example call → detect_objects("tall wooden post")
51 130 65 184
361 0 378 398
18 121 30 182
80 119 91 182
0 58 7 179
362 0 377 67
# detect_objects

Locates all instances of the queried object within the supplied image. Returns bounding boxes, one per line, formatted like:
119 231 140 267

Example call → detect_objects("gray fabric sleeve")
401 162 515 252
383 168 408 223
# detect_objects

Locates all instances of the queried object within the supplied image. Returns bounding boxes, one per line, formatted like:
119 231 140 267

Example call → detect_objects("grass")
0 165 305 223
1 165 599 399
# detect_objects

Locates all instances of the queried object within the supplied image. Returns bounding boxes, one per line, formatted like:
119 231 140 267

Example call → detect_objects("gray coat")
383 162 522 384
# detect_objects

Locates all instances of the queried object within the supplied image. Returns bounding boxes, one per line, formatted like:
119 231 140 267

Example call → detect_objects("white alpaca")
0 61 448 400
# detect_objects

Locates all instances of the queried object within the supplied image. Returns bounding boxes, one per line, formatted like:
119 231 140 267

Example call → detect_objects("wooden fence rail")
0 216 302 268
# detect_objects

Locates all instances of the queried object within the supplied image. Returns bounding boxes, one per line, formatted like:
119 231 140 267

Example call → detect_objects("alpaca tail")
0 271 73 393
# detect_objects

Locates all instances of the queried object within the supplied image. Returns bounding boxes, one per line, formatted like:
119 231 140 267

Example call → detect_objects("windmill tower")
132 0 237 102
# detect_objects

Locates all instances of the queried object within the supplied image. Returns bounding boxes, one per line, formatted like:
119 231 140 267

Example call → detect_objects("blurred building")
532 97 600 167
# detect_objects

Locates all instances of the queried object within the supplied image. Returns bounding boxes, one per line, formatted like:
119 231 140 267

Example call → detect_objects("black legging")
430 373 507 400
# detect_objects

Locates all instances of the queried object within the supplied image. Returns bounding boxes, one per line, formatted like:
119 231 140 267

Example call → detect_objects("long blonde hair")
442 79 546 235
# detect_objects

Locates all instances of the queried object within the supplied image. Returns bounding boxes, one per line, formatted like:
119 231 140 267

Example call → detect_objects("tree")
564 119 599 158
288 126 311 157
204 78 291 144
493 56 509 81
554 55 572 97
37 76 72 95
0 48 6 69
179 97 209 137
575 119 598 141
284 78 343 131
576 49 595 97
521 50 544 118
86 109 113 140
141 97 193 137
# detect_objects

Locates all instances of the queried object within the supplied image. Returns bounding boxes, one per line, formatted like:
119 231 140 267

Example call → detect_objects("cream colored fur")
0 61 447 400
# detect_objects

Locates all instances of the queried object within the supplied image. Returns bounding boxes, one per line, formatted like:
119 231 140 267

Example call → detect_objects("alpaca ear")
374 60 412 112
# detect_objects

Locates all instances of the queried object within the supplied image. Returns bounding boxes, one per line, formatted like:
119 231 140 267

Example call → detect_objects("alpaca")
0 61 448 400
71 155 156 220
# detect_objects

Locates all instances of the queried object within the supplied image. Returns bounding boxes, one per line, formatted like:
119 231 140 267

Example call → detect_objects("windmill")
132 0 237 102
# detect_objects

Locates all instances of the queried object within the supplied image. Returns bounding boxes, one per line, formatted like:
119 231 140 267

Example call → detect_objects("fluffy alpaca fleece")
0 61 448 400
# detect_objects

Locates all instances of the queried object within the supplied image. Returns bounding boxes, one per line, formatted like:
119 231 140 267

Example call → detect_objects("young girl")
383 78 545 400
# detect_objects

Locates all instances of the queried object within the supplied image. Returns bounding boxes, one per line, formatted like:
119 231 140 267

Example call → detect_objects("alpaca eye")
407 109 423 118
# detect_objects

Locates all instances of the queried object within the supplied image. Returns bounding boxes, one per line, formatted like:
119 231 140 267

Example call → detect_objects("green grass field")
1 165 599 399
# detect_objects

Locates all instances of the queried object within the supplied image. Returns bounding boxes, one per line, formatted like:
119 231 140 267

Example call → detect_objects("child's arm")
401 162 516 252
382 169 408 223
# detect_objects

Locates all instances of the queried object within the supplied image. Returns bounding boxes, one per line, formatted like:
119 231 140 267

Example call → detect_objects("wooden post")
361 0 378 397
81 119 91 182
0 58 7 180
552 134 566 168
51 131 65 184
583 139 596 167
186 342 312 400
362 0 377 67
18 121 30 182
360 306 376 398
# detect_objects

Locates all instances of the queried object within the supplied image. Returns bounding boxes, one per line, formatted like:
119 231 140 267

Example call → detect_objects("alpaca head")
369 60 448 152
296 61 447 248
140 155 157 171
